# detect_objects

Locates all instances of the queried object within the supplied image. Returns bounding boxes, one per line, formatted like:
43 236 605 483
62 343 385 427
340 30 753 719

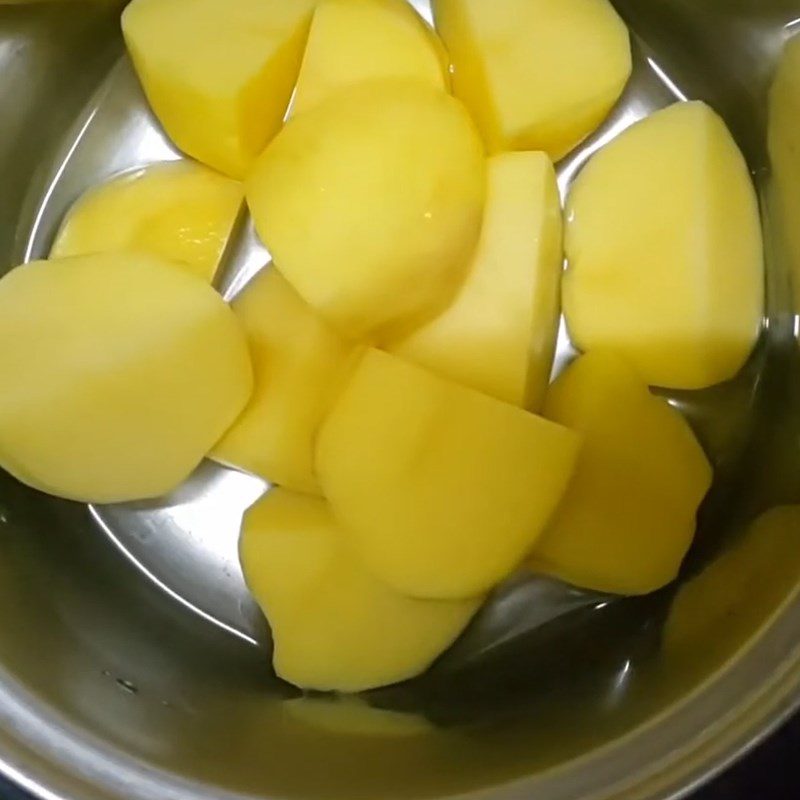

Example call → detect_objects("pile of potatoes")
0 0 763 692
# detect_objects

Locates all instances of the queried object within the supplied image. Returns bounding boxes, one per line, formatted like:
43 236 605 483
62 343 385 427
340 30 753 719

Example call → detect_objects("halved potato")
0 253 252 503
122 0 315 177
241 489 480 691
317 349 580 599
433 0 631 159
292 0 448 116
564 101 764 389
247 80 485 339
530 351 712 595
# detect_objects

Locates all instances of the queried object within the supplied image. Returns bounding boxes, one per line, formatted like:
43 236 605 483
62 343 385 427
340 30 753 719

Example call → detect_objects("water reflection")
93 462 267 644
663 506 800 676
368 591 667 729
282 696 431 738
21 57 179 264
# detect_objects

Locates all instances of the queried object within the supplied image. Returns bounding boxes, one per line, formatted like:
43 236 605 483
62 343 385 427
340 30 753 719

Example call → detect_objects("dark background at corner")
0 713 798 799
692 712 800 799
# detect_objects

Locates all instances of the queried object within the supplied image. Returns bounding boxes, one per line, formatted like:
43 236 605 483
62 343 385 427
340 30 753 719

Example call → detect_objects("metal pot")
1 1 800 799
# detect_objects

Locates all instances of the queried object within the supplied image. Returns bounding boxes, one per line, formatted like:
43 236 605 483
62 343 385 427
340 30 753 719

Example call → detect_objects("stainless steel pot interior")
2 1 800 799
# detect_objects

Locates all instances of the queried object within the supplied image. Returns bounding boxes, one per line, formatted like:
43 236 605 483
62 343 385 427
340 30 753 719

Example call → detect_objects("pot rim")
0 586 798 800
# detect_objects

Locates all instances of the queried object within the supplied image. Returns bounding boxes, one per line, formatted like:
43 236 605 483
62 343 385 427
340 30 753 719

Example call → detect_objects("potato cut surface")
123 0 315 177
389 151 562 410
317 349 580 599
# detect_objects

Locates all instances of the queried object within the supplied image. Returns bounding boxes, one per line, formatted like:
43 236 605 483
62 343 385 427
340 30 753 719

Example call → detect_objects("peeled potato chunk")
0 253 252 503
564 101 764 389
388 151 562 410
212 269 358 494
292 0 449 117
529 352 712 595
241 490 480 692
432 0 631 160
247 80 485 339
317 349 580 600
122 0 315 178
51 161 243 283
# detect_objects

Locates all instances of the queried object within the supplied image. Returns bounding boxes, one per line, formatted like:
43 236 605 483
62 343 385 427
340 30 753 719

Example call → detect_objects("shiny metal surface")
1 1 800 800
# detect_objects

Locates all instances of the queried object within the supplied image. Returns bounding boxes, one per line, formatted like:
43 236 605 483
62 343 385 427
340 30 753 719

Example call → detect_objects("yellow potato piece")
529 352 712 595
317 349 580 600
432 0 631 160
51 161 243 283
564 101 764 390
0 253 252 504
292 0 449 117
241 490 480 692
122 0 315 178
212 269 358 494
388 151 562 410
247 80 485 340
